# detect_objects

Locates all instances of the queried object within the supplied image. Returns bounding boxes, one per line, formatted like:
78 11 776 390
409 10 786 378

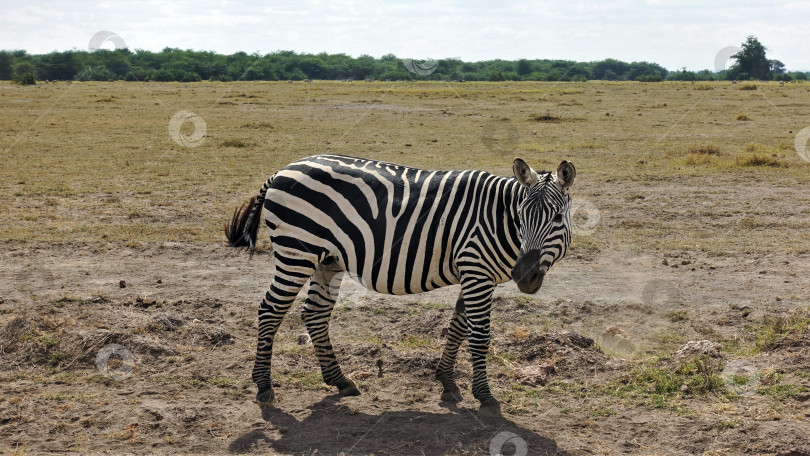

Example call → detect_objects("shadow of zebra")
229 394 565 455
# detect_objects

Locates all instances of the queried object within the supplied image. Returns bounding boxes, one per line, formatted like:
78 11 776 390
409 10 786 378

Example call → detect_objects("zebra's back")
263 154 512 294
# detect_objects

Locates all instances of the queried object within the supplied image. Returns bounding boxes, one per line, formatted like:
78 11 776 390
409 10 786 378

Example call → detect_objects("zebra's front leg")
301 269 360 397
462 278 501 417
436 291 469 402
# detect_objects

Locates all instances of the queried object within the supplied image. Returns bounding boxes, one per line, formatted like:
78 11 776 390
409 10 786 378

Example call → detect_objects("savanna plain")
1 79 809 455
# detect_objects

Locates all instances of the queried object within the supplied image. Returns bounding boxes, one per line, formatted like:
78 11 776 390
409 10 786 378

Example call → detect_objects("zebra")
225 154 576 416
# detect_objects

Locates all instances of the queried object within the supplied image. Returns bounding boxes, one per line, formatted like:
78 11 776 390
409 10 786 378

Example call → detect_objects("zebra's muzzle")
513 249 545 294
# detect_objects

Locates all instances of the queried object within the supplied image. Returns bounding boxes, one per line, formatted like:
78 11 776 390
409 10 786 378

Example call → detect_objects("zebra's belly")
266 209 461 295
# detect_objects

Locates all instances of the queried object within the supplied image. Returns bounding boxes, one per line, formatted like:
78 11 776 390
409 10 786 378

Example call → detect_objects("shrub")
487 71 505 82
688 144 723 155
220 139 251 148
683 154 716 166
735 153 786 167
13 72 36 85
738 84 757 90
637 74 663 82
734 113 750 121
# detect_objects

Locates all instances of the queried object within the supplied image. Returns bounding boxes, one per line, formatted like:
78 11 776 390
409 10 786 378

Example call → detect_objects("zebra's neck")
504 177 528 266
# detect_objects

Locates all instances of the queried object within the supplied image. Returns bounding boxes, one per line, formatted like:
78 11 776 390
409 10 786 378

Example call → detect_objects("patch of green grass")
55 296 87 307
405 301 445 316
366 335 383 345
712 420 742 430
666 310 688 322
278 370 325 389
508 383 542 398
652 330 686 348
38 352 67 367
757 384 809 400
209 377 237 388
513 296 538 308
38 335 59 349
604 356 729 409
418 301 445 311
394 334 433 349
487 350 520 365
751 310 810 354
51 371 76 384
588 405 617 417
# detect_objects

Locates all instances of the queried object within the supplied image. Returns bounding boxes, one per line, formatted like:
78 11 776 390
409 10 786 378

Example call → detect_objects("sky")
1 0 808 72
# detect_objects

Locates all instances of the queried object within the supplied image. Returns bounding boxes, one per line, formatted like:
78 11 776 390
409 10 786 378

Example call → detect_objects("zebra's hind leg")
301 267 360 397
436 291 468 403
252 254 315 405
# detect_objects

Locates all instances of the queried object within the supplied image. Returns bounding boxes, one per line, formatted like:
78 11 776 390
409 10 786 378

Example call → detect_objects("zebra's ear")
556 160 576 190
513 158 538 187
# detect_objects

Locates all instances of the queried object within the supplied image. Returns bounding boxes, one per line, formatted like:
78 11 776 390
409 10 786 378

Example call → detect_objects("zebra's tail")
224 174 275 251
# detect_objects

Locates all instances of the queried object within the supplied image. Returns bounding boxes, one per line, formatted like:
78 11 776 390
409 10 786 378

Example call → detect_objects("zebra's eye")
553 213 563 223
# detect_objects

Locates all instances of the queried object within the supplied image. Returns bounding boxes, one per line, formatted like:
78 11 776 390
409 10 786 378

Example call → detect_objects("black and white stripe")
226 154 576 416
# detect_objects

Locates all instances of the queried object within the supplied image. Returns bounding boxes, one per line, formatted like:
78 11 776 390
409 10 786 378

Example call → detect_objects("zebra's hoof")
338 380 361 396
478 398 502 417
256 387 275 406
440 386 463 403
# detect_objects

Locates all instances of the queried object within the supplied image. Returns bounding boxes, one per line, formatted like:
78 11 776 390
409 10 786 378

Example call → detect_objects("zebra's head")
511 158 576 294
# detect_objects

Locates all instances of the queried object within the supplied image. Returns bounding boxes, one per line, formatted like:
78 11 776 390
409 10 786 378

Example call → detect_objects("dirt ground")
1 80 810 455
1 242 808 455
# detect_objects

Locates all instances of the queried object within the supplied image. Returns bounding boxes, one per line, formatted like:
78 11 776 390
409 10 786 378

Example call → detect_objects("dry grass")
1 80 809 255
687 144 723 155
736 153 787 167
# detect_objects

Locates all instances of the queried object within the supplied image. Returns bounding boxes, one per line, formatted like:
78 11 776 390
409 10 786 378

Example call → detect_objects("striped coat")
226 154 576 416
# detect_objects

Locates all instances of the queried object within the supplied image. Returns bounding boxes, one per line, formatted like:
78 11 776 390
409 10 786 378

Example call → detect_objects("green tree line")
2 37 806 83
